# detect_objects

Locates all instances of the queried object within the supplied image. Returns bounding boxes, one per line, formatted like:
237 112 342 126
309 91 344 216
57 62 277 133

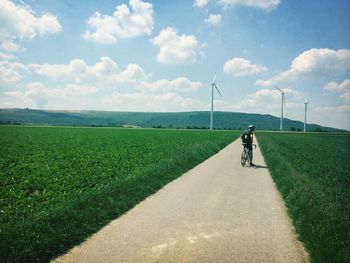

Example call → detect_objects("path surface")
53 137 309 263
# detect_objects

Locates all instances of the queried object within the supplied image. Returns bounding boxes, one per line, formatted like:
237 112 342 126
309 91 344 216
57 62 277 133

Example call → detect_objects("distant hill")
0 108 345 132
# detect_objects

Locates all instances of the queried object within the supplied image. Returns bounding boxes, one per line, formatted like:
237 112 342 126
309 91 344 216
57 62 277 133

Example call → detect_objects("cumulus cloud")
138 77 203 92
247 87 301 104
30 57 147 86
193 0 280 11
204 14 222 25
2 56 206 111
103 91 206 112
194 0 209 8
341 92 350 101
0 51 16 60
230 87 303 115
5 82 97 109
315 105 350 113
312 105 350 130
216 0 280 11
29 57 205 93
0 60 27 86
256 48 350 87
152 27 206 64
224 58 267 77
324 79 350 101
0 0 61 54
0 40 24 53
83 0 153 44
324 79 350 92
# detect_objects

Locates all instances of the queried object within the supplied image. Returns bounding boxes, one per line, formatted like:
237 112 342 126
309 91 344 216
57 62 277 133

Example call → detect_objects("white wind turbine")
304 98 309 132
276 87 286 131
209 75 222 130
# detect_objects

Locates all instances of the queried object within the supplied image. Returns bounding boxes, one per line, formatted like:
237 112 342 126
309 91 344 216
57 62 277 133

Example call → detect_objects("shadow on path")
252 164 268 169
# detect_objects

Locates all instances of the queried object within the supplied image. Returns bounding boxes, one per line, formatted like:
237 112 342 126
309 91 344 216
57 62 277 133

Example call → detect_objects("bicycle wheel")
245 152 251 166
241 150 247 167
241 150 246 167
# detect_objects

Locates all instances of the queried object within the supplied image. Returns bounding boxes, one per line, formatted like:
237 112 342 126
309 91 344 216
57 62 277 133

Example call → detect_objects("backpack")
241 133 248 143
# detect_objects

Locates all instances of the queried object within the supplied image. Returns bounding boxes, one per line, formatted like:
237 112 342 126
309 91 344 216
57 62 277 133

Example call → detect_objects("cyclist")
241 125 256 166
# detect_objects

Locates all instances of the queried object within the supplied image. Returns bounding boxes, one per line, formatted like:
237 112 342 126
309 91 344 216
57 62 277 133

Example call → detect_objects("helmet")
249 125 255 131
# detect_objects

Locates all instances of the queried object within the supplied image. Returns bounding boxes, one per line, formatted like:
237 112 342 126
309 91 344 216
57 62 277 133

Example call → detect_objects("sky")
0 0 349 130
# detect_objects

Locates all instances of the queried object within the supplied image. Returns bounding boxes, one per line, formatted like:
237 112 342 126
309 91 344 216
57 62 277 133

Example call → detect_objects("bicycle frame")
241 143 256 167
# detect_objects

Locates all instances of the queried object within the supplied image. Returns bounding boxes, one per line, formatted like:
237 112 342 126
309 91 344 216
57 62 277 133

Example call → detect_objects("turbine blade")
276 87 283 93
214 84 222 97
213 74 216 83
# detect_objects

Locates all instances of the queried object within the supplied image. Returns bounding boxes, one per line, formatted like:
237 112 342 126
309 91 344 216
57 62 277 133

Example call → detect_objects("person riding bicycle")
241 125 256 166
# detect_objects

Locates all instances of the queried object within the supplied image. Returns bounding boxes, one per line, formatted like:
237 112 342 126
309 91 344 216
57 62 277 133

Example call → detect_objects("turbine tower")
209 75 222 130
304 99 309 132
276 87 286 131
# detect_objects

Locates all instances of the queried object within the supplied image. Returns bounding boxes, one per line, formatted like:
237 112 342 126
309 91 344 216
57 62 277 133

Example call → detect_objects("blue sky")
0 0 349 129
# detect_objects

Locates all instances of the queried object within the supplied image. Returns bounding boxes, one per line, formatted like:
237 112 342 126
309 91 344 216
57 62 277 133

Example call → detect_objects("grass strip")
0 126 239 262
257 132 350 263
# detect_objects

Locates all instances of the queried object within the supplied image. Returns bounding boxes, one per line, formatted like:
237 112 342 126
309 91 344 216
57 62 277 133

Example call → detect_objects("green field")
0 126 240 262
257 132 350 263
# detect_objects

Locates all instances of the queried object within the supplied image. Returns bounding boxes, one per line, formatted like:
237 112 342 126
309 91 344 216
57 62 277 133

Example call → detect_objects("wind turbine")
304 99 309 132
209 75 222 130
276 87 286 131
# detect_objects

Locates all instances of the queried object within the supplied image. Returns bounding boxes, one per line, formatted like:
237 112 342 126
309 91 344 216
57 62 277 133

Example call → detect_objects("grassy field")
257 132 350 263
0 126 240 263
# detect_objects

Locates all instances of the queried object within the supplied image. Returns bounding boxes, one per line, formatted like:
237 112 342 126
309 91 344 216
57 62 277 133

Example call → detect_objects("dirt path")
53 136 309 263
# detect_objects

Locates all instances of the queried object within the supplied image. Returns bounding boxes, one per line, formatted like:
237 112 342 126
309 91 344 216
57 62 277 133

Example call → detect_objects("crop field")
257 132 350 263
0 126 240 262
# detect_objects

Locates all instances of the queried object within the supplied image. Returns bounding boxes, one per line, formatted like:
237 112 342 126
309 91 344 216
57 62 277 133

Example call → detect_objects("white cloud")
256 48 350 87
224 58 267 76
29 57 205 94
324 79 350 102
83 0 153 44
138 77 203 92
216 87 303 117
36 14 63 36
3 54 207 112
216 0 280 11
193 0 280 11
103 91 206 112
194 0 209 8
152 27 206 64
315 105 350 114
30 57 147 86
0 60 26 86
204 14 222 25
324 79 350 92
246 87 301 105
340 91 350 101
312 105 350 130
290 48 350 74
12 57 207 111
0 0 61 52
0 40 24 53
0 51 16 60
5 82 97 109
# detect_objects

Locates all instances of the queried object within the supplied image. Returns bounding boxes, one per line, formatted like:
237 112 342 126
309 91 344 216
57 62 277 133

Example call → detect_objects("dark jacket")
241 131 254 145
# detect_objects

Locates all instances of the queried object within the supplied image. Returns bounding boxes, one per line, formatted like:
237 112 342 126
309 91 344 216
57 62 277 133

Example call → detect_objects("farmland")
0 126 240 262
257 132 350 263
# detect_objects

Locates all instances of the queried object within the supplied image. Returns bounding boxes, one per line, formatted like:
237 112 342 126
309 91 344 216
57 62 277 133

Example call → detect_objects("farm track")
53 136 309 263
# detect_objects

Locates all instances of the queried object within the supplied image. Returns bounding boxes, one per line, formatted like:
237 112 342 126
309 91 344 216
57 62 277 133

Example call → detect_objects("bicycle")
241 143 256 167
